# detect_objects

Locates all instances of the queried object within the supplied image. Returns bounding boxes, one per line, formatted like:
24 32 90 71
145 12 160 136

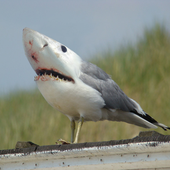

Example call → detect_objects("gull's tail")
131 110 170 131
109 109 170 131
153 122 170 131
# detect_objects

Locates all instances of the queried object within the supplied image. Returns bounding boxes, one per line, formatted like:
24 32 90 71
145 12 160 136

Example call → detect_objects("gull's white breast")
36 79 105 121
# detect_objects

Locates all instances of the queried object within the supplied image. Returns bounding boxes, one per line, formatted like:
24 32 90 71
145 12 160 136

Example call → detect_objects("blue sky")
0 0 170 95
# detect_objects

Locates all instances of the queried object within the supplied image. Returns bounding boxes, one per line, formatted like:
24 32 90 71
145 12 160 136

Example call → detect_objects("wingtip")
154 123 170 131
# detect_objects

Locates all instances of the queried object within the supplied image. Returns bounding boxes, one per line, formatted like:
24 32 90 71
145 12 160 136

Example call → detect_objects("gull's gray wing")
79 61 136 112
79 61 170 131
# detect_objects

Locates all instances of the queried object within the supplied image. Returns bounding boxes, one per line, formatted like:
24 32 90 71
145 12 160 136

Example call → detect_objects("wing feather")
80 61 136 112
79 61 170 131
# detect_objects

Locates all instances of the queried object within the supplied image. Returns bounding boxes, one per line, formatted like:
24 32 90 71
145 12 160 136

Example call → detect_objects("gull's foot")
56 138 71 145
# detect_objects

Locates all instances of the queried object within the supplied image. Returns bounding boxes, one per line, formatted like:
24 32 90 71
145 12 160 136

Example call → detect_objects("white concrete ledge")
0 131 170 170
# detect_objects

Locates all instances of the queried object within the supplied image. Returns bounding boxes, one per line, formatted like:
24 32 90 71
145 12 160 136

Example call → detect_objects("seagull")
23 28 170 143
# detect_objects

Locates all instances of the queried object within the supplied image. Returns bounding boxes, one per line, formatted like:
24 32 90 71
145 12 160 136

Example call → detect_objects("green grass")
1 24 170 149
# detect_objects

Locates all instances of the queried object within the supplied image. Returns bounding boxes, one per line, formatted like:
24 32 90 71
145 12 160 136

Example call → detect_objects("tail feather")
132 110 170 131
108 109 170 131
109 110 158 129
154 122 170 131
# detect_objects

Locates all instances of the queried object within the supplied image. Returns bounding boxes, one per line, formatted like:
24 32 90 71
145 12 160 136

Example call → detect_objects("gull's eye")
61 45 67 53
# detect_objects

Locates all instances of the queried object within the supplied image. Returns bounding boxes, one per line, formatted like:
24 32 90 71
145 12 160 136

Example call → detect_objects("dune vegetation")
1 24 170 149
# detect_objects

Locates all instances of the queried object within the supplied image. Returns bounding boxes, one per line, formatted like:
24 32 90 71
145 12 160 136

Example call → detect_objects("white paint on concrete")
0 141 170 170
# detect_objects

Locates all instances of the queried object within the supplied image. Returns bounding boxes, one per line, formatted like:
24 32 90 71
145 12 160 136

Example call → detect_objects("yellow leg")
74 117 84 143
70 120 75 143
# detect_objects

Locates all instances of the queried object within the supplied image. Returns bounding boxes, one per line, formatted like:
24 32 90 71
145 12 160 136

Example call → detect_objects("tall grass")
1 24 170 149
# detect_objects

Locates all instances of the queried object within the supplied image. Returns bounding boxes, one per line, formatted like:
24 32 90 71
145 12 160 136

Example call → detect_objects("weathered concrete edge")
1 141 170 170
0 131 170 156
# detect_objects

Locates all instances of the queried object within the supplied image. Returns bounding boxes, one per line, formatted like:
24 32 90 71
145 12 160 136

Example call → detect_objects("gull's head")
23 28 82 83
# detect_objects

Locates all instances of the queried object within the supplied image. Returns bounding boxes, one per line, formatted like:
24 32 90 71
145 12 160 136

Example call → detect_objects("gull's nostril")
43 43 48 48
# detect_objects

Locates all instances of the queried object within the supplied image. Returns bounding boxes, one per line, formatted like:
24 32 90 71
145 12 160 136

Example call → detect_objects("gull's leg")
71 120 75 143
57 120 75 145
74 117 84 143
